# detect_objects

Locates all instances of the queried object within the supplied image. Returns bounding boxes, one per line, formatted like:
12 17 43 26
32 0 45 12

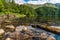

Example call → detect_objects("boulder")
23 27 28 31
0 29 5 35
9 32 16 38
23 34 29 39
40 33 48 39
5 25 15 29
16 26 28 31
4 20 11 23
5 32 11 38
5 37 13 40
22 29 34 36
46 36 56 40
5 25 15 32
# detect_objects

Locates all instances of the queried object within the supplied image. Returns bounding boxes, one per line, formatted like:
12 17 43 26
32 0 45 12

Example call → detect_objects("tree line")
0 0 60 23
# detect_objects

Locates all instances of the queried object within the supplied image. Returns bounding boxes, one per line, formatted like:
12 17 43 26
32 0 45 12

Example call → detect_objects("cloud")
15 0 60 5
55 0 60 3
47 0 60 3
27 1 47 4
15 0 26 4
48 0 57 4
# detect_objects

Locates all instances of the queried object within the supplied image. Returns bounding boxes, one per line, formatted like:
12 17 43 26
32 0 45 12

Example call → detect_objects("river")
52 26 60 40
16 25 60 40
28 26 60 40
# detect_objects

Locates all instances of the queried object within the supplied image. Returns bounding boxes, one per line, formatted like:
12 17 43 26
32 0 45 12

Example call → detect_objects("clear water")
55 34 60 40
54 26 60 40
28 26 60 40
50 26 60 40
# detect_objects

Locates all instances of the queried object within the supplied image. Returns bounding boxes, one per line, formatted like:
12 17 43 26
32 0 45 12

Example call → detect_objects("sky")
15 0 60 4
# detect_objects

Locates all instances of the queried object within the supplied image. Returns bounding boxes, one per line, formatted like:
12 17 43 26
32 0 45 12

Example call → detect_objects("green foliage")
0 0 60 23
36 6 58 22
19 5 37 21
0 0 4 12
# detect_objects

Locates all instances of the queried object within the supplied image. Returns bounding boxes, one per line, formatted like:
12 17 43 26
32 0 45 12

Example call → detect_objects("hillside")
55 3 60 8
24 3 57 9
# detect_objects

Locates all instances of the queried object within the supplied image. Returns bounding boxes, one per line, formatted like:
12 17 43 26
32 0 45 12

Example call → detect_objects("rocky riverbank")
0 25 56 40
0 19 59 40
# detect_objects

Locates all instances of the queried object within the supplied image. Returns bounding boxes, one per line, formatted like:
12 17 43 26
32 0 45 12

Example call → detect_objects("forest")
0 0 60 23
